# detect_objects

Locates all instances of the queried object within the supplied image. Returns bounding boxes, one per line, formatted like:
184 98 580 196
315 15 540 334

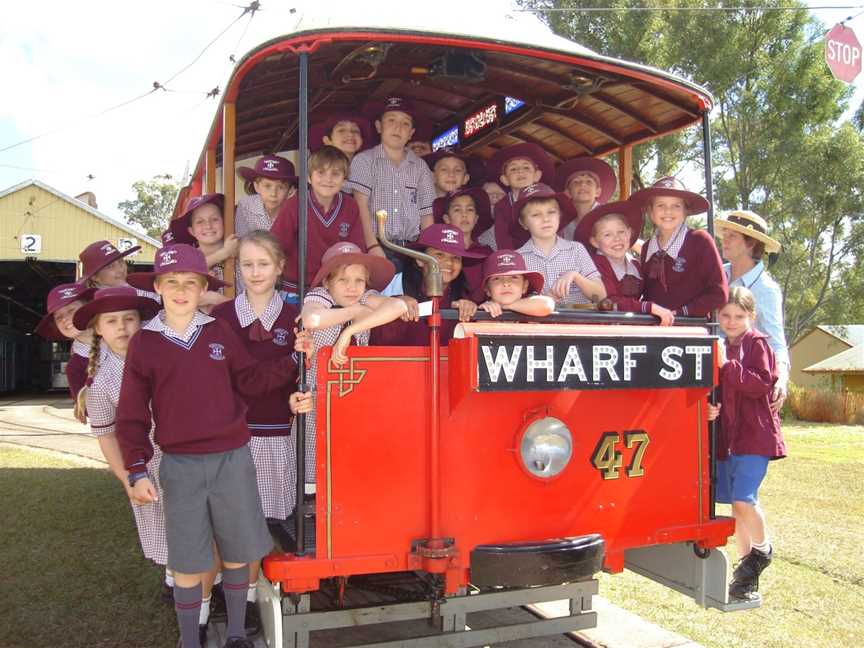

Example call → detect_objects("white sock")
199 595 211 625
751 538 771 554
214 571 223 586
305 483 316 495
165 569 175 587
247 584 257 603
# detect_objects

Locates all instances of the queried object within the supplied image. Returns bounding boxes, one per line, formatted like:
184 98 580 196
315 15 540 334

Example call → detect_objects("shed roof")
803 343 864 374
817 325 864 348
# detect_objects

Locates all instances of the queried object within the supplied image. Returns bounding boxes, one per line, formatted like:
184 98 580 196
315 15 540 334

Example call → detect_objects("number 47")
591 430 650 480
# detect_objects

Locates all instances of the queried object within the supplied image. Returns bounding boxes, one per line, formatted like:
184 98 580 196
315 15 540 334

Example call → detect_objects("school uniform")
234 194 279 291
117 311 296 573
271 191 366 291
641 225 728 317
517 237 601 305
492 194 532 251
370 285 460 347
592 252 645 313
297 287 376 484
463 242 494 303
87 347 167 565
212 292 299 519
67 339 91 402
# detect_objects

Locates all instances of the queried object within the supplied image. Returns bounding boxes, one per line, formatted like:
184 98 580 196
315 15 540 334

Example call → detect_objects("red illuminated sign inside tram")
464 103 498 138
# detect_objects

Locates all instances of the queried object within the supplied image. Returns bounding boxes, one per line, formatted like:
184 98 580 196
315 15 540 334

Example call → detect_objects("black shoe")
161 582 174 604
245 600 261 637
729 546 772 599
210 583 226 619
223 637 255 648
199 622 209 646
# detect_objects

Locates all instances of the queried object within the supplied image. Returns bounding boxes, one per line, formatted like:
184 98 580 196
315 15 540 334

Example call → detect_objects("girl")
70 287 172 593
554 157 617 241
309 113 373 161
574 202 674 324
235 155 298 236
299 242 405 493
478 250 554 318
371 224 485 346
34 282 95 419
79 239 141 289
432 187 493 302
708 287 786 602
630 177 728 317
212 231 312 633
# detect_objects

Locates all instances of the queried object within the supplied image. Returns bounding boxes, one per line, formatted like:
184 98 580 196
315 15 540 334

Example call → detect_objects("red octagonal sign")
825 24 862 83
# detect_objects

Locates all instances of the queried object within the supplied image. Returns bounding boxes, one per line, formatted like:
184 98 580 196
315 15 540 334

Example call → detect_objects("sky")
2 1 863 228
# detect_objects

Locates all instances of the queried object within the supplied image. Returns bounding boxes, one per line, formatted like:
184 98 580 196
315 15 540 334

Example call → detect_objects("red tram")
177 16 754 647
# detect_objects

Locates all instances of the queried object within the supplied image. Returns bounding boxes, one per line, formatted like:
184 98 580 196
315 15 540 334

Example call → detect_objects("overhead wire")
517 4 864 11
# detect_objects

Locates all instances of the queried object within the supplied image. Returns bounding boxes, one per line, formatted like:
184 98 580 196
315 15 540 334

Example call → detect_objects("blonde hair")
239 230 285 266
75 332 101 417
518 197 559 223
309 146 349 178
592 212 631 237
726 286 757 317
325 263 369 287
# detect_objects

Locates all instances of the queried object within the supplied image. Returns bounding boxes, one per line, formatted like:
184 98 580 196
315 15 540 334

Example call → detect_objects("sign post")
825 23 862 83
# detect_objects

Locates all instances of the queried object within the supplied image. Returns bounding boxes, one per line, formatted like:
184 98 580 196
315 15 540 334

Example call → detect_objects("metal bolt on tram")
177 16 759 647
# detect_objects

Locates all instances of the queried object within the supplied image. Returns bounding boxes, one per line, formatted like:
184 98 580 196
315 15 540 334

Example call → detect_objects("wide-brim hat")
79 240 141 282
482 250 545 295
34 282 96 340
72 286 160 331
309 113 374 153
555 157 617 204
365 96 420 124
715 210 782 254
423 148 487 187
237 155 298 183
628 176 710 215
411 224 487 259
486 143 555 185
311 242 395 291
432 187 493 238
127 243 229 293
168 193 225 246
511 183 576 228
574 200 643 248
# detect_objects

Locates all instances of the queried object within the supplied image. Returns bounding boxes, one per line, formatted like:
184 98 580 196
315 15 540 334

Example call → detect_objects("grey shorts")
160 445 273 574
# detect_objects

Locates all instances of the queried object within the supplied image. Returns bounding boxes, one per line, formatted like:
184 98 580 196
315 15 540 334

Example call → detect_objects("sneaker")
729 546 773 600
223 637 255 648
210 583 226 619
245 600 261 637
199 622 208 646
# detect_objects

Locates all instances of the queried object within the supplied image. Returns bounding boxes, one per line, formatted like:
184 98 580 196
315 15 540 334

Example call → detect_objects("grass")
598 422 864 648
0 446 177 648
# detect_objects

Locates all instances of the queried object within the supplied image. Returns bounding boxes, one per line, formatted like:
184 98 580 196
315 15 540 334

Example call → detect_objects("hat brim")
629 187 710 215
167 218 198 246
432 189 493 239
310 253 395 291
485 269 545 295
72 295 161 331
410 240 488 259
715 219 781 254
81 246 141 282
127 271 229 293
487 143 555 186
555 158 617 204
574 201 644 249
237 166 299 183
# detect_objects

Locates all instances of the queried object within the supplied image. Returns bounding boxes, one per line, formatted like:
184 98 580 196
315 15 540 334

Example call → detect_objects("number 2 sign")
21 234 42 254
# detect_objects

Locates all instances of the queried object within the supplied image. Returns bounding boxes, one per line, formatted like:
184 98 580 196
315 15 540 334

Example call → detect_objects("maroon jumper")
463 242 494 303
640 229 728 317
370 286 459 347
592 253 646 314
116 317 296 471
66 352 88 401
717 328 786 460
270 191 366 289
492 196 530 251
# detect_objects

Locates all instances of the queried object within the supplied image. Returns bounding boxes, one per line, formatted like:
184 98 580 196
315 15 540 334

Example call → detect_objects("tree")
117 174 180 239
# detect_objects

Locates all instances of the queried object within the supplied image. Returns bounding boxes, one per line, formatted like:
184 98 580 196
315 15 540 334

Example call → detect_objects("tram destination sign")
476 336 714 392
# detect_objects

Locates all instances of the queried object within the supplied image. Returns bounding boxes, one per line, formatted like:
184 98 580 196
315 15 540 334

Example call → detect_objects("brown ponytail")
75 333 102 417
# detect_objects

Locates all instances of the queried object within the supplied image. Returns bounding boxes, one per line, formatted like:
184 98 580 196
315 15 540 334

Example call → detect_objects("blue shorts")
715 454 769 505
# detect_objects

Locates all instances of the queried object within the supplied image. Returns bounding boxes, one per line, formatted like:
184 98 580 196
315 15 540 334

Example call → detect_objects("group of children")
34 96 788 646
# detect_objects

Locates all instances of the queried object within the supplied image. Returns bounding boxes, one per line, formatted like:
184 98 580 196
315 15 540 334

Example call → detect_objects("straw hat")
715 210 781 254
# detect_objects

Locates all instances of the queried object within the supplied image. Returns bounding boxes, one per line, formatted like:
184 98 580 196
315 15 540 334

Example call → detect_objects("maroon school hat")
237 155 298 183
628 176 710 215
365 96 419 123
423 148 487 187
311 242 395 291
486 143 555 186
34 283 96 340
574 200 644 248
511 183 576 227
168 192 225 246
127 243 228 292
411 224 487 259
309 113 374 153
79 240 141 283
432 187 493 238
555 157 617 204
482 250 544 295
72 286 160 331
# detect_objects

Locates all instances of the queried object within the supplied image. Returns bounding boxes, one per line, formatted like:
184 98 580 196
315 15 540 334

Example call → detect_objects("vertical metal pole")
617 145 633 200
206 148 217 193
223 103 237 299
295 51 310 555
702 111 717 520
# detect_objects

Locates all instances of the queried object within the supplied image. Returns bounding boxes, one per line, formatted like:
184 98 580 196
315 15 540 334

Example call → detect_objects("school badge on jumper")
672 257 686 273
338 222 350 238
208 343 226 360
272 328 290 347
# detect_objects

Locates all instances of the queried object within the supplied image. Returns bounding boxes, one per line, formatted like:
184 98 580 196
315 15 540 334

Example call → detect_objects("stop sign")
825 23 862 83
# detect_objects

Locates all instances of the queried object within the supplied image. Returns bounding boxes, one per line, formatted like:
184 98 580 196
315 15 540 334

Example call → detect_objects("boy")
119 244 306 648
486 143 555 251
270 145 366 293
423 148 484 197
554 157 617 241
347 97 437 265
309 112 372 161
512 184 606 306
478 250 555 318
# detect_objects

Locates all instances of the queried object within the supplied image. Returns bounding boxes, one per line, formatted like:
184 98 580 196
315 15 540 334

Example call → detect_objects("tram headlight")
519 417 573 479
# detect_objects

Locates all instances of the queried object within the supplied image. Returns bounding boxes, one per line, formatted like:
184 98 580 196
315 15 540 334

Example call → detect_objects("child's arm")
204 235 239 267
289 390 313 414
552 271 606 302
116 338 156 474
331 296 408 365
353 193 385 257
302 301 371 330
86 387 131 487
720 338 774 397
675 231 729 317
347 154 385 257
417 167 437 231
503 295 556 317
451 299 478 322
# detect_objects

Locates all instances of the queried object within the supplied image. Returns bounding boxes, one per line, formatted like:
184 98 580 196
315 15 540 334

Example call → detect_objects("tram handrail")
374 210 443 297
440 309 716 328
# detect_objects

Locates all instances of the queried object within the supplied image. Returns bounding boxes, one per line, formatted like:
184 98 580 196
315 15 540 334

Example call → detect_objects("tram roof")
193 11 714 180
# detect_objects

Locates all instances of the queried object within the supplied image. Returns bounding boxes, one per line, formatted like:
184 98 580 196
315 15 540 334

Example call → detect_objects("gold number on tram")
624 430 650 478
591 432 623 480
